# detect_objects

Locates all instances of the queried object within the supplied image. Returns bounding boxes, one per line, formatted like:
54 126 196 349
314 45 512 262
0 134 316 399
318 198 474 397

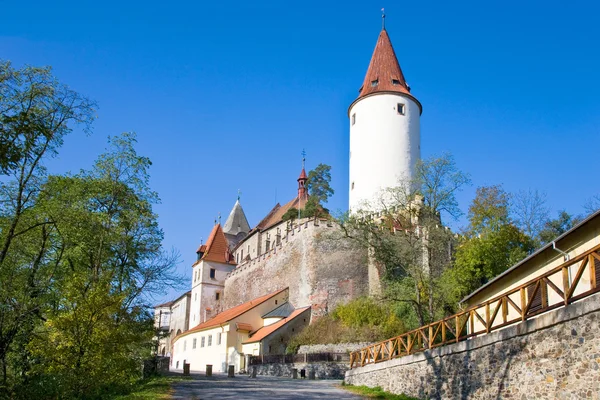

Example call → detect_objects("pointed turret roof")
197 224 235 264
353 29 421 113
223 200 251 236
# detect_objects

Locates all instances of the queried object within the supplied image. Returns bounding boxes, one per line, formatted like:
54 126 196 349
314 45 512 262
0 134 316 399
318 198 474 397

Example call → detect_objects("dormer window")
392 79 400 86
371 79 379 87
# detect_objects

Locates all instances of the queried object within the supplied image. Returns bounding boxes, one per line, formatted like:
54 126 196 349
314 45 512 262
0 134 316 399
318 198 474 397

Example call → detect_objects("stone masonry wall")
297 343 373 354
345 292 600 399
223 220 368 318
251 362 349 379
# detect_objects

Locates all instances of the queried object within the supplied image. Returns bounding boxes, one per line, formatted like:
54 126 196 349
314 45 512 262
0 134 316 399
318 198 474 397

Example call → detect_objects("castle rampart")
223 218 368 317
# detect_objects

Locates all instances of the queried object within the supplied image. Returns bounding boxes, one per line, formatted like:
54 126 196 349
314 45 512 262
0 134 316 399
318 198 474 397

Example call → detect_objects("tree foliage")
0 61 179 399
442 185 534 305
338 154 470 327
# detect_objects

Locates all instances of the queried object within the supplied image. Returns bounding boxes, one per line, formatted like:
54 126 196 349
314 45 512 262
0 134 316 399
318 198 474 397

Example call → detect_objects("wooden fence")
249 352 350 365
350 244 600 369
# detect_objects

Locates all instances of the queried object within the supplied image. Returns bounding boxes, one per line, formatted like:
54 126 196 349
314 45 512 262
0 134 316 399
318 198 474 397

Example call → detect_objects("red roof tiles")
196 224 235 265
354 29 421 113
243 306 311 344
180 288 288 336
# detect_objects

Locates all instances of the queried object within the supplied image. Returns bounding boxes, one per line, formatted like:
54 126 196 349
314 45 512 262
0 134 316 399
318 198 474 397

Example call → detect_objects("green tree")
338 154 470 327
0 61 95 390
306 164 334 205
537 210 581 245
442 185 534 306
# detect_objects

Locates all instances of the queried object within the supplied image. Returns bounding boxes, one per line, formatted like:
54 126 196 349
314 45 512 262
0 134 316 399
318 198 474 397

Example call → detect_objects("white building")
348 26 422 211
171 288 309 372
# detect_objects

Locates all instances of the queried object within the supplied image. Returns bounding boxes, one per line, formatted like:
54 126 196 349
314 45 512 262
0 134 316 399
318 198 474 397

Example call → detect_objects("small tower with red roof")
348 17 422 211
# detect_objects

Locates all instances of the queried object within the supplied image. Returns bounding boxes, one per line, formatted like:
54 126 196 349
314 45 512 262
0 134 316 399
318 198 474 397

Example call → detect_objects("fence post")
520 287 527 320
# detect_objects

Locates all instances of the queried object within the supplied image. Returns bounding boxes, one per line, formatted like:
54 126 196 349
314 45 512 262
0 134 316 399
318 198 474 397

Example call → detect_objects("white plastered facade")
349 93 420 212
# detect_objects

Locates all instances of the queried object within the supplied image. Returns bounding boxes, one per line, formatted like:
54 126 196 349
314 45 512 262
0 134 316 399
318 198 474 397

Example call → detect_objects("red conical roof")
298 168 307 180
353 29 421 112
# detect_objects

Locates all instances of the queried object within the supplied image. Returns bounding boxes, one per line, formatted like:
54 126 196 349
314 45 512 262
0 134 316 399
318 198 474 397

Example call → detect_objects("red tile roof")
354 29 421 113
178 288 288 337
195 224 235 265
298 168 307 180
243 306 311 344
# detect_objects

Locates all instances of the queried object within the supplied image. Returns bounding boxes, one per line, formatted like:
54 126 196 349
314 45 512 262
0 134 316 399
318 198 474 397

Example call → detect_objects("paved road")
170 373 364 399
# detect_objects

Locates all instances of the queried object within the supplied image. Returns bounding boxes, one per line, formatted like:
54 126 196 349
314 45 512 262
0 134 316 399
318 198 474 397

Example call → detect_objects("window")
217 332 222 345
351 182 355 190
392 79 400 86
216 292 220 301
275 300 278 305
201 337 205 348
265 240 270 252
371 79 378 87
527 282 547 314
194 293 197 301
210 268 216 279
193 338 197 349
397 103 405 115
183 340 187 351
208 335 212 346
351 113 356 125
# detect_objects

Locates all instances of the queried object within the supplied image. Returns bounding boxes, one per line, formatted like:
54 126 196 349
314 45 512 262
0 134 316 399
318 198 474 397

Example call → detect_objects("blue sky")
2 1 599 303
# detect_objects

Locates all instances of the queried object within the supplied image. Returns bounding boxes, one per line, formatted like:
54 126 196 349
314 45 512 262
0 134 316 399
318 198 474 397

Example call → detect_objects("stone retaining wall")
251 362 349 379
345 292 600 399
297 343 373 354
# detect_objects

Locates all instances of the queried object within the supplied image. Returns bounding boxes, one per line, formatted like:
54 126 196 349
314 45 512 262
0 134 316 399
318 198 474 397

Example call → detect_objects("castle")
154 22 422 373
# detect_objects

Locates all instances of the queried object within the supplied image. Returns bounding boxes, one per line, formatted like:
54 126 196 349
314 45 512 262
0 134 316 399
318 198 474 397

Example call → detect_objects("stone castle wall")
345 292 600 399
223 219 368 317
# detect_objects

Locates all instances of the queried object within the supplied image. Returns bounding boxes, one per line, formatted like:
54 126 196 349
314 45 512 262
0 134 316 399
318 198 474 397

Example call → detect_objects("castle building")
155 24 413 372
348 25 421 211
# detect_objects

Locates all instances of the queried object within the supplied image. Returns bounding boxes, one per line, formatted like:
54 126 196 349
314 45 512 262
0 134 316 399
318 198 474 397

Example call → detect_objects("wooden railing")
350 244 600 369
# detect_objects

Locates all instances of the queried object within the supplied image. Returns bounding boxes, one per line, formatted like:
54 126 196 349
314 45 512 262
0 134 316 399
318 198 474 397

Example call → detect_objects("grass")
340 384 420 400
112 375 192 400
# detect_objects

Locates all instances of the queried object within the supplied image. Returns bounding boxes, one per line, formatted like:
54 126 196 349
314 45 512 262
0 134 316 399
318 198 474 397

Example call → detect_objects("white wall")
349 93 420 212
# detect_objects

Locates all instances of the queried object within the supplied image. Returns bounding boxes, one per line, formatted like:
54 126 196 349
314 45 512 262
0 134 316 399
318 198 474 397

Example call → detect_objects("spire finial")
301 149 306 169
218 212 221 224
237 189 241 201
381 8 386 30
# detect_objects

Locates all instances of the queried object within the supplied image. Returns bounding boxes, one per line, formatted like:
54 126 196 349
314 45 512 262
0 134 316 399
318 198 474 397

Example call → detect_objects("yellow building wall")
465 218 600 334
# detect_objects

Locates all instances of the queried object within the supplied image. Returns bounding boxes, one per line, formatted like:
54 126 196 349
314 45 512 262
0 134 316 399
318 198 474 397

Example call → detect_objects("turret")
348 24 422 212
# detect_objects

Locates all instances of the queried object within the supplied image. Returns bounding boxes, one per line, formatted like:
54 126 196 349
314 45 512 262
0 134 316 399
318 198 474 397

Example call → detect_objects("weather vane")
301 149 306 169
381 8 386 29
237 189 241 201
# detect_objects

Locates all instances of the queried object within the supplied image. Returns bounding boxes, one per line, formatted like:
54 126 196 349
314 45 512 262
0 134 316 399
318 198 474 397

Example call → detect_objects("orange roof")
197 224 235 265
179 288 288 337
243 306 311 344
354 29 421 113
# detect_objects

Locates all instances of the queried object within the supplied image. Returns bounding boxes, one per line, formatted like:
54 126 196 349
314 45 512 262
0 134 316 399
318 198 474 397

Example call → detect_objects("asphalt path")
170 373 365 399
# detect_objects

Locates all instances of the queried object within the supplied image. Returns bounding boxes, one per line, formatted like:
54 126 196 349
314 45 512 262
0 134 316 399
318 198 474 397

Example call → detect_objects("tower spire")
297 150 308 201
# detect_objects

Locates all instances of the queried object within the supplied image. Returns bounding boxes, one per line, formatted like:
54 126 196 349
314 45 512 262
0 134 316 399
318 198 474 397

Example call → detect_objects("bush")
286 297 406 353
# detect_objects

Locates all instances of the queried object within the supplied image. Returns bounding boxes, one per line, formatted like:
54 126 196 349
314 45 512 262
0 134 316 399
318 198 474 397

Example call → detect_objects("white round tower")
348 28 422 212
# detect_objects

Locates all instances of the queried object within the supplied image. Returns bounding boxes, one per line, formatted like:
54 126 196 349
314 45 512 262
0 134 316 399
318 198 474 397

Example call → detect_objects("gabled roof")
461 209 600 305
180 288 288 337
352 29 421 113
223 200 251 236
252 196 306 233
243 306 311 344
155 300 174 308
262 302 295 319
196 224 235 265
